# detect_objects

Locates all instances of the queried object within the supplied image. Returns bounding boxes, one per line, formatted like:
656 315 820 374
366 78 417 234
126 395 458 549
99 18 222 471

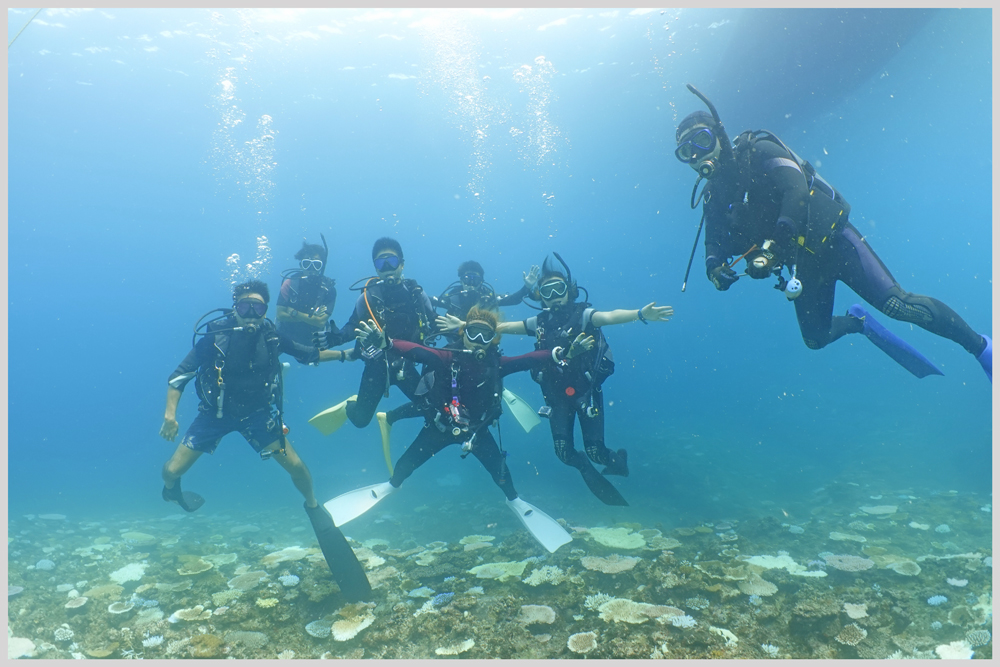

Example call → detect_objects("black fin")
304 503 373 602
162 482 205 512
576 459 629 506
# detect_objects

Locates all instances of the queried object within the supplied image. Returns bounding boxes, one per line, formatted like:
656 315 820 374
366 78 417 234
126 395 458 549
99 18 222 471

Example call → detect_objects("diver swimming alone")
674 83 992 382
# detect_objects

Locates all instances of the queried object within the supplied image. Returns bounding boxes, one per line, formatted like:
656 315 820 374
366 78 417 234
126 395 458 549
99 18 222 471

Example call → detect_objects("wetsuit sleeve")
390 339 449 369
499 349 551 377
754 140 810 256
278 331 320 365
496 284 530 306
167 336 212 390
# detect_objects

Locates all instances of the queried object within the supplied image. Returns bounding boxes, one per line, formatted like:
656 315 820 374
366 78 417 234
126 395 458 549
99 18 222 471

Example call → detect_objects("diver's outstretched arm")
592 303 673 327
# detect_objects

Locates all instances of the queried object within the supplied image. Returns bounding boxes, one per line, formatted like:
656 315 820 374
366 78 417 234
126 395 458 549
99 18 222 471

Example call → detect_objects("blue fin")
847 304 944 379
977 335 991 383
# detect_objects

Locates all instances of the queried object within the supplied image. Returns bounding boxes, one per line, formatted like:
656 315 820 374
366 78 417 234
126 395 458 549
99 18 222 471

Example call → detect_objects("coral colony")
6 488 992 659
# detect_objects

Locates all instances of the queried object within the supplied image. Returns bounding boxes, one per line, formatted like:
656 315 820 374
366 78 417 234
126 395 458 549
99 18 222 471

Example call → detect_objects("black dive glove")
707 263 739 291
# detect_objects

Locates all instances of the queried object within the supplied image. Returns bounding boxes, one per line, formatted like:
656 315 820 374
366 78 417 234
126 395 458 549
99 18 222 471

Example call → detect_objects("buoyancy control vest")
730 129 852 256
364 278 432 343
415 345 505 437
195 316 284 418
525 302 615 395
282 271 335 313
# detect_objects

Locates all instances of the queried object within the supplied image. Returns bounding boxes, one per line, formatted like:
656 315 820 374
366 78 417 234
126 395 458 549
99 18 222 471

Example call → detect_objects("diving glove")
708 264 739 291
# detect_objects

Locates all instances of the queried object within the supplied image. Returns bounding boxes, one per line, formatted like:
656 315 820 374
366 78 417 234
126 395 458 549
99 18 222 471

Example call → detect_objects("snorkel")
679 84 734 292
682 84 734 189
319 233 329 276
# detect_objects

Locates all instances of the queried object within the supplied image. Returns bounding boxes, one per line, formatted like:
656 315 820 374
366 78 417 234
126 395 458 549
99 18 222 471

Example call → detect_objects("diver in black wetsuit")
674 84 992 382
310 237 438 433
159 280 370 600
275 236 338 350
439 254 674 506
431 260 540 320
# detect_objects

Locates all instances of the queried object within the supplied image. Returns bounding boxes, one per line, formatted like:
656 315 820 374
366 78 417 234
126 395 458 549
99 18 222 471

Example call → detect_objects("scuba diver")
431 260 540 320
674 83 992 382
323 307 573 554
158 280 370 601
439 254 674 507
309 237 438 438
275 235 339 350
371 259 544 464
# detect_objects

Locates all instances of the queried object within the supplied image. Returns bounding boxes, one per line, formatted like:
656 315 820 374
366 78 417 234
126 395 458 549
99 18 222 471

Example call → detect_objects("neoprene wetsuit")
338 279 437 428
385 340 551 500
703 135 985 355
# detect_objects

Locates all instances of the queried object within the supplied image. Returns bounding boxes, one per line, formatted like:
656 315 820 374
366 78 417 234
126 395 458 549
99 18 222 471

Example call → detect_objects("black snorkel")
680 84 734 292
319 233 329 276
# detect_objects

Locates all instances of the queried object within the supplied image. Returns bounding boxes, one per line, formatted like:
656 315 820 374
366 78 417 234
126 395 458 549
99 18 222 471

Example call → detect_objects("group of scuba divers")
158 85 992 602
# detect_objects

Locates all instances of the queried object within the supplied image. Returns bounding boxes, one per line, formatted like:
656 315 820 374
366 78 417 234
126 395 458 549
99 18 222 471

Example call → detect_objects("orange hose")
726 244 758 269
363 278 383 331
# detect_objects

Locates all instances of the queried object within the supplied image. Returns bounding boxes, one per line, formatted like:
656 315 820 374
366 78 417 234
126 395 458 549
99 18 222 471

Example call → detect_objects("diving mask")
374 255 401 272
235 299 267 318
461 272 484 288
464 322 496 345
300 258 324 271
538 280 569 300
676 126 721 179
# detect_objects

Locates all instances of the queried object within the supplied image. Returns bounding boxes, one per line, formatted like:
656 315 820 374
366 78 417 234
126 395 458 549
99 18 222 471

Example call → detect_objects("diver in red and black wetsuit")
322 307 574 554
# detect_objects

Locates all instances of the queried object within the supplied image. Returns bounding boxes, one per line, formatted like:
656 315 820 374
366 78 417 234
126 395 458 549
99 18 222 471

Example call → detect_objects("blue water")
9 8 991 533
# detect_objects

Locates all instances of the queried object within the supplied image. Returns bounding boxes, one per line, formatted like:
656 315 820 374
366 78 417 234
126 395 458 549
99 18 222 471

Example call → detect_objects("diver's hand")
640 302 674 322
313 305 328 319
708 265 739 291
746 249 776 280
160 417 179 442
312 329 330 351
355 320 386 349
436 314 464 333
523 264 540 289
567 333 595 359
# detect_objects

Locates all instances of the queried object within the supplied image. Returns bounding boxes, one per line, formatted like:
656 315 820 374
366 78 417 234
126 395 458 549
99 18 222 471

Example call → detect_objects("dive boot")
601 448 629 477
309 395 358 436
162 479 205 513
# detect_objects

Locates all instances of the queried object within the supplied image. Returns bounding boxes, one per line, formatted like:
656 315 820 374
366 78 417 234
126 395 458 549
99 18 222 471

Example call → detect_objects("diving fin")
376 412 394 476
324 481 397 527
848 305 944 379
576 458 629 506
506 497 573 554
162 480 205 512
502 388 542 433
303 502 372 602
977 335 992 383
309 394 358 436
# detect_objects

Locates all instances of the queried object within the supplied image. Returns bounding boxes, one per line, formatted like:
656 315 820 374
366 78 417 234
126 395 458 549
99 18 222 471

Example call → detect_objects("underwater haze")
8 8 992 660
